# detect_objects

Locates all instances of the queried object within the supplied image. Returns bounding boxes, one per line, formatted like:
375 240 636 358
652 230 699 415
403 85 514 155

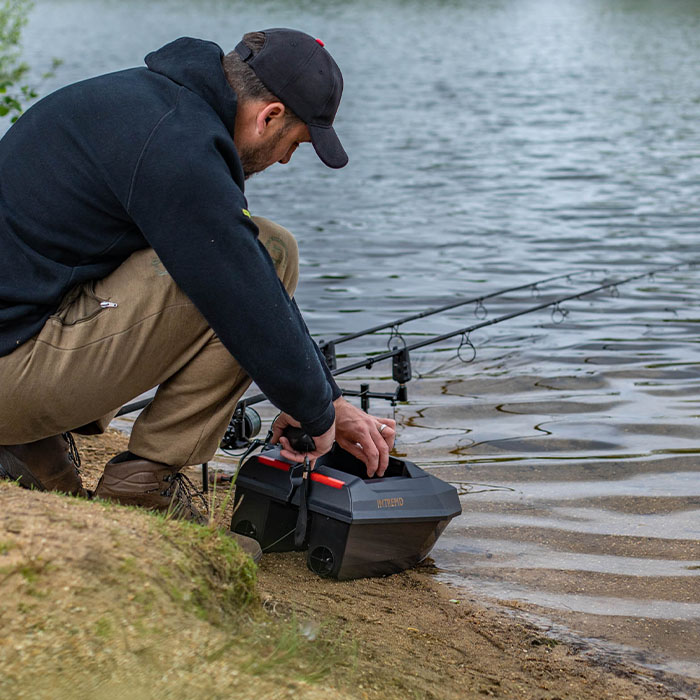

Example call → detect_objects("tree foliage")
0 0 58 123
0 0 31 121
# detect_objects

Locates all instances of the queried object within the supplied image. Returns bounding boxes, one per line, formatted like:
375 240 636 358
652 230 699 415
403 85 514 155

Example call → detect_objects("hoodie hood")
145 37 238 137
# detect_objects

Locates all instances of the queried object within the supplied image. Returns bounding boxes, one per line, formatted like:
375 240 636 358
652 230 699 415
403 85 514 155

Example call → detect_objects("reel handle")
282 426 316 453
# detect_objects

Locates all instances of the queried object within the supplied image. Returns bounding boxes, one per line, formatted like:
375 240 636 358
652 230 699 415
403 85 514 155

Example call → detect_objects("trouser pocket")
50 281 115 326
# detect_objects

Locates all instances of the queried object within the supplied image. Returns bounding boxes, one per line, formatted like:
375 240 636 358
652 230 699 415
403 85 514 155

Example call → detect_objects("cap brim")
308 124 348 169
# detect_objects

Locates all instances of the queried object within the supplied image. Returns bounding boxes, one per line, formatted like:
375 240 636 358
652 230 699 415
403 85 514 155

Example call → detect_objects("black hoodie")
0 37 339 436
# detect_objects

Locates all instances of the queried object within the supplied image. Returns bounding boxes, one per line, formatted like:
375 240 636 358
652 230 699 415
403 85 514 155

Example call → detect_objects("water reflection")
439 538 700 577
455 506 700 540
441 577 700 621
453 471 700 501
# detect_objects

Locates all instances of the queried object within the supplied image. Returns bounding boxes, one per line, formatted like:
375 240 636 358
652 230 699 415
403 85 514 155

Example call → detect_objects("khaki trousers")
0 217 298 467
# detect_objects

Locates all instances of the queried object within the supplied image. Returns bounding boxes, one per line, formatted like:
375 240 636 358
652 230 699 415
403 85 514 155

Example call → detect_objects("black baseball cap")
234 28 348 169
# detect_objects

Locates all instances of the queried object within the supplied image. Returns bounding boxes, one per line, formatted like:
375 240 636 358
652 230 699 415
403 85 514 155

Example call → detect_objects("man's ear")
255 102 287 135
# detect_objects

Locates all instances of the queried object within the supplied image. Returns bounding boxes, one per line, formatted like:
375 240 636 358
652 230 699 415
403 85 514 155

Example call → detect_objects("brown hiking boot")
94 452 208 522
0 433 86 496
94 453 262 563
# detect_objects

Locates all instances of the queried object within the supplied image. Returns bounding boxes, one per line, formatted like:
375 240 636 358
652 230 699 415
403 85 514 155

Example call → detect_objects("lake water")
21 0 700 694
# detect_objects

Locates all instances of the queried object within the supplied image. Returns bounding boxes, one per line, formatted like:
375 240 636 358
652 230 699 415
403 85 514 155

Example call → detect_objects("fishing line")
331 260 697 377
321 268 596 349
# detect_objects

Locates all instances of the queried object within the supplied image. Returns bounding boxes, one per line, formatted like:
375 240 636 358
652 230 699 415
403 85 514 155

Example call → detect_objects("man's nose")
279 145 298 165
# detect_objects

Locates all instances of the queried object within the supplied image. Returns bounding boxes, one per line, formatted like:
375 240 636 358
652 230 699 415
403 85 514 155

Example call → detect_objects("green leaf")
0 0 59 122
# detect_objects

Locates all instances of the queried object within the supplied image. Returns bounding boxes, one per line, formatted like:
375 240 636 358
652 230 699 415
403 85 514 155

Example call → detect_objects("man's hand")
271 412 335 467
333 397 396 477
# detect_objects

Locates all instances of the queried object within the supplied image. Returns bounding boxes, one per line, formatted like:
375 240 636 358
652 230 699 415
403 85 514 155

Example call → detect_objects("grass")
204 470 238 530
0 483 357 698
94 616 112 638
0 546 50 588
0 539 16 555
241 614 358 684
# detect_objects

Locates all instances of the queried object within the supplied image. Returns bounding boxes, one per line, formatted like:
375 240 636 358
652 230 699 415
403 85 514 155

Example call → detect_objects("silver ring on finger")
377 423 387 434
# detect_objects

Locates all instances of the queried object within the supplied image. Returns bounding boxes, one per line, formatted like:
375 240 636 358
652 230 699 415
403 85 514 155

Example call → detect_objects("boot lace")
62 432 81 470
162 471 209 519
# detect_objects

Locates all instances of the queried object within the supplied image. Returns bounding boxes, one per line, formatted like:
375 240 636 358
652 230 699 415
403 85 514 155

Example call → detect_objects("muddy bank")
1 429 682 699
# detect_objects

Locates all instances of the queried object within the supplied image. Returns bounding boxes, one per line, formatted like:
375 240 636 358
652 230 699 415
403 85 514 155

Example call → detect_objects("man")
0 29 395 533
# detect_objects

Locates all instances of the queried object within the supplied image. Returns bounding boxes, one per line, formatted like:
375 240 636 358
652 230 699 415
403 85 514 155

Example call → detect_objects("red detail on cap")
257 454 291 471
310 473 345 489
315 38 325 47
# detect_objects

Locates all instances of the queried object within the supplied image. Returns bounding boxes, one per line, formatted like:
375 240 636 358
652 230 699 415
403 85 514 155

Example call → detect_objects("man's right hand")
270 412 335 467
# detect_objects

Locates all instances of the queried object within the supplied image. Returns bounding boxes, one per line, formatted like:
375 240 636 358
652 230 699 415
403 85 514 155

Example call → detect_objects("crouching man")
0 29 395 554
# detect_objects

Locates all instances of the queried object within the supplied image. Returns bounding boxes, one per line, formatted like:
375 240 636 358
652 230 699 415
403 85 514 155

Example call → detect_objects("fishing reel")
221 405 317 453
220 404 262 449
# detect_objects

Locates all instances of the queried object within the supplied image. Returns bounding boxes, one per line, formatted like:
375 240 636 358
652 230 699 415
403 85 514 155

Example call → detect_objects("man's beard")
238 126 289 180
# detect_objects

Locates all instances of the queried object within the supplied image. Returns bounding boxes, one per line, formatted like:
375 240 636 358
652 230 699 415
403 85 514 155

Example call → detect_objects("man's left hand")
333 397 396 477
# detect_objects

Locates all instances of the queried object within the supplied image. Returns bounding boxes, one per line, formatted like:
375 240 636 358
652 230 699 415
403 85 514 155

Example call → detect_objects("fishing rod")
220 259 697 438
331 260 696 377
318 268 596 358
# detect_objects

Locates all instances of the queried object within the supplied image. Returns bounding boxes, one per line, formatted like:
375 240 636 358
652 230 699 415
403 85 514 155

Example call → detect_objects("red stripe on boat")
256 455 345 488
257 455 291 471
310 473 345 489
